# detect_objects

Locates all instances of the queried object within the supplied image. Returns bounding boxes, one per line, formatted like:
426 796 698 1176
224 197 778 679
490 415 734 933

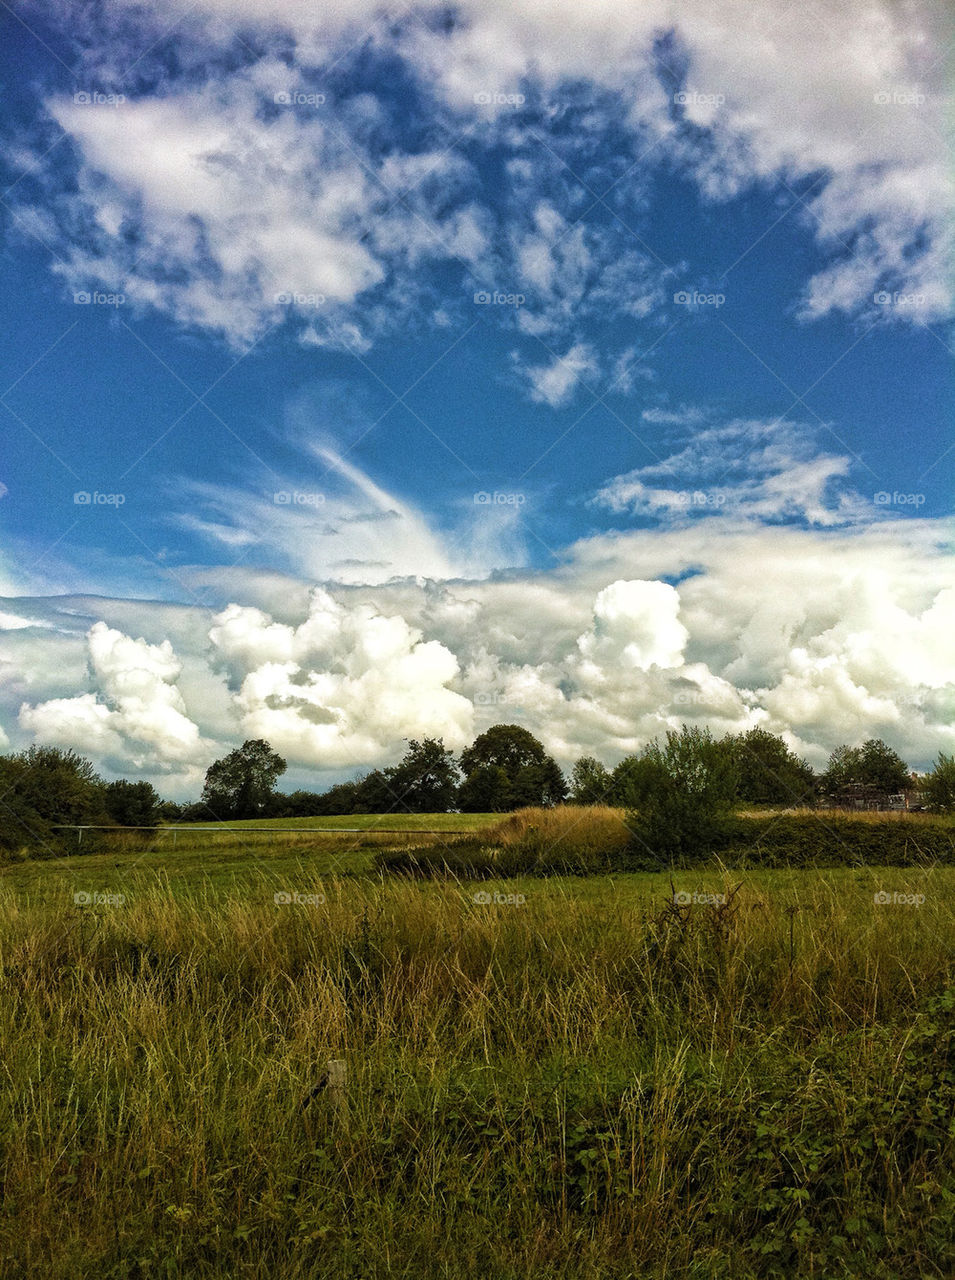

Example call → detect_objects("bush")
627 726 738 863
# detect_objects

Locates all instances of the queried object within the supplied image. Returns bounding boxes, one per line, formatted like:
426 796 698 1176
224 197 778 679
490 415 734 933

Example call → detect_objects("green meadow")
1 811 954 1277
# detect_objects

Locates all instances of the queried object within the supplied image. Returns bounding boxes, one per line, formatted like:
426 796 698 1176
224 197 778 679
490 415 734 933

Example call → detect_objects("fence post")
327 1059 347 1114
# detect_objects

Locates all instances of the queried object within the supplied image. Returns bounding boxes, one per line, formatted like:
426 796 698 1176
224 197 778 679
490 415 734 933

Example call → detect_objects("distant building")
821 782 925 812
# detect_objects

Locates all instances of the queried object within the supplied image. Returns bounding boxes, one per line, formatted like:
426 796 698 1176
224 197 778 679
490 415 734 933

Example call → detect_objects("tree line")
2 725 955 856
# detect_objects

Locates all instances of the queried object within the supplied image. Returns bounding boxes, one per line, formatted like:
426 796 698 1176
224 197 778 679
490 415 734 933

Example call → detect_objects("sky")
0 0 953 797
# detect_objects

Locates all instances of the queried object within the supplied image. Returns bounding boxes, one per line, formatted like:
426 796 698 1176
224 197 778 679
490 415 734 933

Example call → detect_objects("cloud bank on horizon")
0 0 952 793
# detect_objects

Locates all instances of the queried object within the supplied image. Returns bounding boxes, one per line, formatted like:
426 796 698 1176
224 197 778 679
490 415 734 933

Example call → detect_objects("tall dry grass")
1 867 953 1277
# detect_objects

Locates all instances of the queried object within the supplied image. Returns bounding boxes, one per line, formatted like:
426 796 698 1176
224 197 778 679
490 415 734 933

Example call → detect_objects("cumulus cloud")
208 588 473 766
18 622 210 784
4 511 955 791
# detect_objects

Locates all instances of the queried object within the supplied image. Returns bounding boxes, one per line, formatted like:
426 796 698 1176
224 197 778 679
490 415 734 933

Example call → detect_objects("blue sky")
0 0 953 794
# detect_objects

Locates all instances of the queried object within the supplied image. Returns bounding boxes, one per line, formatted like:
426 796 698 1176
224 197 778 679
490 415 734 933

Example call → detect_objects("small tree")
822 739 909 796
570 756 614 805
858 739 910 794
385 738 460 813
104 779 162 827
922 753 955 812
201 739 287 820
627 725 739 863
728 728 815 806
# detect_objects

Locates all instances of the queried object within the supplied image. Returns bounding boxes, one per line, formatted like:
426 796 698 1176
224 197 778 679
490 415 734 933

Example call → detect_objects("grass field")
1 810 954 1277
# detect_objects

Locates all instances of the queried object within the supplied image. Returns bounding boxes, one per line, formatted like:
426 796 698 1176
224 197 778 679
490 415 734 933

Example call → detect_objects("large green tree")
822 739 909 795
201 739 287 819
728 728 815 805
459 724 566 811
0 746 108 853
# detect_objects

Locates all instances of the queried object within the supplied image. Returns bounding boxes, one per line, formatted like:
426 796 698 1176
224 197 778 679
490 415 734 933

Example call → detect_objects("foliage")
727 727 816 805
457 763 514 813
627 725 739 863
569 756 614 805
922 753 955 813
382 738 460 813
103 779 162 827
3 864 955 1278
823 738 910 795
0 746 109 855
459 724 566 810
201 738 287 820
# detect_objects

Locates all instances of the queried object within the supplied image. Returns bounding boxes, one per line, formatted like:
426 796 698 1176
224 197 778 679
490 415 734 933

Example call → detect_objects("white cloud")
4 514 955 788
209 588 473 766
19 622 210 782
521 341 598 407
11 0 948 359
594 418 872 526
